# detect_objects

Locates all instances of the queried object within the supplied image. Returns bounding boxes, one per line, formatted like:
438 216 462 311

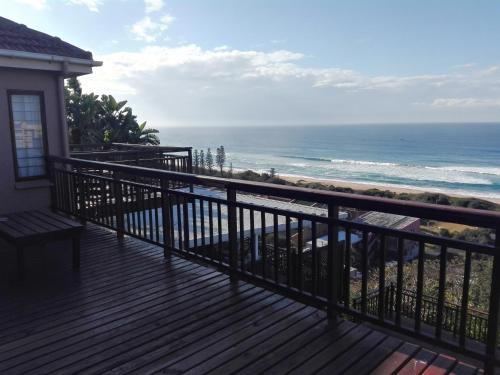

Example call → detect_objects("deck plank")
0 224 485 375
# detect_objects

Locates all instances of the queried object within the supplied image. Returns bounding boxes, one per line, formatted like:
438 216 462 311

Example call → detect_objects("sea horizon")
159 123 500 200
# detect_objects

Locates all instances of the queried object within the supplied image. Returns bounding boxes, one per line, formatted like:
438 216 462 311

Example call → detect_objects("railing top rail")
110 143 192 152
70 150 190 158
48 155 500 229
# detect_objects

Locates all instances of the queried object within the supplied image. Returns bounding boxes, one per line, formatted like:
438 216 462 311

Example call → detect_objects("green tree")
199 150 205 174
127 122 160 145
65 77 101 144
65 78 159 145
206 148 214 174
216 145 226 175
194 149 200 173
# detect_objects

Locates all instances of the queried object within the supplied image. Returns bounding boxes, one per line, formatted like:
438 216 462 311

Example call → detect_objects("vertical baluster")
168 190 175 249
160 179 171 256
126 184 132 234
154 189 160 243
104 178 111 226
459 249 472 348
250 208 256 275
54 169 61 211
286 216 291 287
72 172 79 216
415 241 425 333
274 214 279 284
240 207 245 272
200 200 206 256
48 163 57 210
378 234 386 321
395 237 404 326
135 185 142 236
53 168 60 211
311 220 317 296
89 177 96 222
113 172 124 238
436 245 447 340
183 196 190 251
100 178 107 226
297 218 303 291
344 227 351 309
141 187 147 238
208 201 214 259
148 189 154 241
327 204 340 319
227 188 238 273
192 198 198 252
261 212 267 280
176 194 183 250
217 202 223 265
66 171 72 213
361 231 368 315
131 185 137 235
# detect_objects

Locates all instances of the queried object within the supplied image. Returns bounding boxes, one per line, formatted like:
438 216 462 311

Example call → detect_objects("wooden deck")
0 224 484 374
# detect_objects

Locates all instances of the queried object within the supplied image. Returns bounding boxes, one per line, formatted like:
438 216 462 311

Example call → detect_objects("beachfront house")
0 16 100 215
355 211 421 261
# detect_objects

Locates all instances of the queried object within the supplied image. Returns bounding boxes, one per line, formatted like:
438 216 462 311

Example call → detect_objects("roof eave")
0 48 102 76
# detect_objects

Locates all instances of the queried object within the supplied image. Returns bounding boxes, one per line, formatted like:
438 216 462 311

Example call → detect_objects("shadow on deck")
0 224 485 374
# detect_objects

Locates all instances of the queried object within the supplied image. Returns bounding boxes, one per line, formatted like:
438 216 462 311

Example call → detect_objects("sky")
3 0 500 128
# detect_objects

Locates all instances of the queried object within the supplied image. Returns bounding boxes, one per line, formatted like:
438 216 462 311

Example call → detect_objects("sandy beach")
279 174 500 205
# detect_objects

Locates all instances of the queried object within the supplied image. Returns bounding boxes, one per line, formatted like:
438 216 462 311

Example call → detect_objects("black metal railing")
70 143 193 175
352 284 489 343
48 155 500 372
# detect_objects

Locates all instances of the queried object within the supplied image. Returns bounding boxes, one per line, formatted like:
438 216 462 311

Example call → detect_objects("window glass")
10 94 46 178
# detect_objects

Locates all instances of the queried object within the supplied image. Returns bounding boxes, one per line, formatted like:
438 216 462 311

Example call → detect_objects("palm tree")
65 78 160 146
128 122 160 145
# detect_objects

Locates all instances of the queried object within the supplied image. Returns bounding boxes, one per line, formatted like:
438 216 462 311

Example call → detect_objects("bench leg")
72 235 81 269
17 246 25 281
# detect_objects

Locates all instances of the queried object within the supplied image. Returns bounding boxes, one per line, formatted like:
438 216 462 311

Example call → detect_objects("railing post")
160 179 172 257
327 203 341 320
485 225 500 373
113 171 124 239
227 187 238 281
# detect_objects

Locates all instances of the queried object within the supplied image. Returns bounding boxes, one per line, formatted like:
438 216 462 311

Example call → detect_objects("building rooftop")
0 16 93 60
356 211 419 230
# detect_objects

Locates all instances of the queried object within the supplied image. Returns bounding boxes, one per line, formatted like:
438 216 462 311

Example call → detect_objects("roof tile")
0 16 93 60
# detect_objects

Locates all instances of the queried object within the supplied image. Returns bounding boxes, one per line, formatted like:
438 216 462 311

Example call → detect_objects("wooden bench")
0 210 83 280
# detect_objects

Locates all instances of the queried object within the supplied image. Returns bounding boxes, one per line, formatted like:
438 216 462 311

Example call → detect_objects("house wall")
0 68 67 215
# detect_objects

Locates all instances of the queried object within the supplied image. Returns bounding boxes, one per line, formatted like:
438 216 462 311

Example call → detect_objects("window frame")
7 90 50 181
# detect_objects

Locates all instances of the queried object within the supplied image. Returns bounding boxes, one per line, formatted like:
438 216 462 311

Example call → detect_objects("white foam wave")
317 160 493 185
330 159 398 167
425 166 500 176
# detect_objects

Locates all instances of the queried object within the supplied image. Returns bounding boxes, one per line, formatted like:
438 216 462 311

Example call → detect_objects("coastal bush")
360 189 396 198
214 167 500 212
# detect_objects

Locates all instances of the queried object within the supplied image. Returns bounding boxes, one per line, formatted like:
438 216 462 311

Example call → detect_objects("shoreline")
278 174 500 205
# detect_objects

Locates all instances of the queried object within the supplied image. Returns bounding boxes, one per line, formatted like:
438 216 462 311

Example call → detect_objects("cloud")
430 98 500 108
131 14 174 42
68 0 102 12
145 0 164 13
80 44 500 127
14 0 46 9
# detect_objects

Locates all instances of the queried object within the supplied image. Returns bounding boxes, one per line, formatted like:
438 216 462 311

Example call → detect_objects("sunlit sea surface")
160 123 500 199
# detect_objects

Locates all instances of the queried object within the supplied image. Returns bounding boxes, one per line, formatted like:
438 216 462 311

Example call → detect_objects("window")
8 92 48 180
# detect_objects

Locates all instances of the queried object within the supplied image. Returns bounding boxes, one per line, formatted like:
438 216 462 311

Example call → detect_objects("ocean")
159 123 500 200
